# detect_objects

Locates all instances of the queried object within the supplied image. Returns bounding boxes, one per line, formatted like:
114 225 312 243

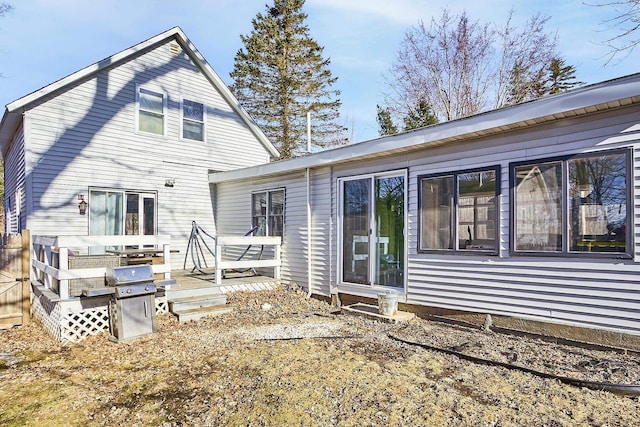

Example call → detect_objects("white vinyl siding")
216 169 333 296
3 126 26 234
216 102 640 334
18 37 273 268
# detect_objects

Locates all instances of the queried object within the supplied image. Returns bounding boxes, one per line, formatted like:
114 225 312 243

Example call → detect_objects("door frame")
126 192 158 236
337 169 408 293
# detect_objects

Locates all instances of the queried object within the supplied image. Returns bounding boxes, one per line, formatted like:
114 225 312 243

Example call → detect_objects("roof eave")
0 109 22 158
1 26 279 160
209 72 640 184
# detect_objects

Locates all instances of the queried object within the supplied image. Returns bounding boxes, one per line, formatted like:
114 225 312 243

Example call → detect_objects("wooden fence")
0 230 30 328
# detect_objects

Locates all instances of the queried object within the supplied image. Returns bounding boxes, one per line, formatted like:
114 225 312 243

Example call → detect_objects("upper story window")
419 167 500 253
252 189 285 237
511 149 631 257
182 99 205 141
137 87 166 135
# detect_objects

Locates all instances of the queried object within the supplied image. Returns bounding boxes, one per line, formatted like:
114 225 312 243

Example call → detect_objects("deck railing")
215 235 281 285
31 235 172 300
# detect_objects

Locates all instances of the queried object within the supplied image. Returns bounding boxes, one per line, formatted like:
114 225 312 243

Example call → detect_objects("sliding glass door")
340 171 406 289
89 188 157 250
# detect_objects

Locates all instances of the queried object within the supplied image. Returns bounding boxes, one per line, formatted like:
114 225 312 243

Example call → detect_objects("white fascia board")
6 27 182 113
210 72 640 184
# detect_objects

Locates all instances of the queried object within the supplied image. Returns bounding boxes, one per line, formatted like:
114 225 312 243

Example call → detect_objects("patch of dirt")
1 284 640 426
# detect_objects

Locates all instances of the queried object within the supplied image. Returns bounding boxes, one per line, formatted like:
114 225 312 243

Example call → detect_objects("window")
419 167 499 253
90 189 156 237
252 189 285 237
182 99 205 141
512 149 631 257
137 87 165 135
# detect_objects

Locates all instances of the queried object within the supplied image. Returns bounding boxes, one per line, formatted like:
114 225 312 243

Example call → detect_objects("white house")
210 73 640 340
0 26 278 265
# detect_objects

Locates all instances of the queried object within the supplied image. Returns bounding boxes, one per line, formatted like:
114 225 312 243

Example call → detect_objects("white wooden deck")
170 269 280 295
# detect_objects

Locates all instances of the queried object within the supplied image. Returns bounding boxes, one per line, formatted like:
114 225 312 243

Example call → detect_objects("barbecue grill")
106 265 157 342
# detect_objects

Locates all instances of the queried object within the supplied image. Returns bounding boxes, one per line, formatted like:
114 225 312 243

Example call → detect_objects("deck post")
58 247 69 300
215 240 222 285
163 244 171 279
43 246 53 291
274 238 281 280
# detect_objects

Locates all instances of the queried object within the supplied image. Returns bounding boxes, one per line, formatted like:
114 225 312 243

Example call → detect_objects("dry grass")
1 285 640 426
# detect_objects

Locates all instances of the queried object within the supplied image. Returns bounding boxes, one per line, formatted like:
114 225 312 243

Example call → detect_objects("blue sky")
0 0 638 142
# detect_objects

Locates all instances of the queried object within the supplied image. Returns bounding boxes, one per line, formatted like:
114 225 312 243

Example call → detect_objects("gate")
0 230 30 328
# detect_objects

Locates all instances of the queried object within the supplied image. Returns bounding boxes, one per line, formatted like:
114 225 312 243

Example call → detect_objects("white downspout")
306 167 312 297
306 111 312 297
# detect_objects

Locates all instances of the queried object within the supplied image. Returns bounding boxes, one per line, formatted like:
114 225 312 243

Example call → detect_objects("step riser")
165 287 223 300
169 296 227 312
175 307 233 322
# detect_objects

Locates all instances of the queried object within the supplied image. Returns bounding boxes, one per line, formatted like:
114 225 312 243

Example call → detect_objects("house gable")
1 26 278 160
0 27 278 254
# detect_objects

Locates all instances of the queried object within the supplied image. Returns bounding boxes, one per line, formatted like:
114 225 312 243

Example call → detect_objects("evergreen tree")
506 57 583 105
403 98 439 131
376 105 398 136
230 0 343 159
546 57 584 94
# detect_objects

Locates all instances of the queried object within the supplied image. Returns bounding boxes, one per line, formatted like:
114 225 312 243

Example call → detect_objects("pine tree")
376 105 398 136
230 0 343 159
403 98 439 131
546 58 584 94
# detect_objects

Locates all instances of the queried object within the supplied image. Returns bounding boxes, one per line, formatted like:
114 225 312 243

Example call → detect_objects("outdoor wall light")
78 194 88 215
165 178 175 188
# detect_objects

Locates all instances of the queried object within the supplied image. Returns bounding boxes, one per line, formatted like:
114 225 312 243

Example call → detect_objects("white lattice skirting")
31 290 64 342
219 280 280 294
31 284 169 343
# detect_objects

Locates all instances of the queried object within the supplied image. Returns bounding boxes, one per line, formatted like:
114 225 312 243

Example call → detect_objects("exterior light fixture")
78 194 88 215
165 178 175 188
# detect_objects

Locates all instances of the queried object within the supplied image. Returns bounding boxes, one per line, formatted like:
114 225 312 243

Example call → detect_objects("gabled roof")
0 26 279 158
210 72 640 183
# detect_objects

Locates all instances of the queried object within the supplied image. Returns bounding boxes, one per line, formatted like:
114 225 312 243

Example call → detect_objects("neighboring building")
210 73 640 338
0 27 278 266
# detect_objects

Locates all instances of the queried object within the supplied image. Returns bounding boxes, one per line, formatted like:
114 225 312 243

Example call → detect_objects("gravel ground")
1 284 640 426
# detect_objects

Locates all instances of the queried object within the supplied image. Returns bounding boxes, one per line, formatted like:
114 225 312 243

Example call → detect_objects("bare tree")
385 9 560 123
494 12 559 108
0 3 11 15
590 0 640 63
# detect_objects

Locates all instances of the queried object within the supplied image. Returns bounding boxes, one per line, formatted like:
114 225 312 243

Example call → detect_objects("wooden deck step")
172 305 233 323
165 285 223 301
169 294 227 312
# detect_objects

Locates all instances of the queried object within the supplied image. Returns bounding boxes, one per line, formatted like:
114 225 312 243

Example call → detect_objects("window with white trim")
419 167 499 253
252 189 284 237
137 87 166 135
511 149 631 257
182 99 205 141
